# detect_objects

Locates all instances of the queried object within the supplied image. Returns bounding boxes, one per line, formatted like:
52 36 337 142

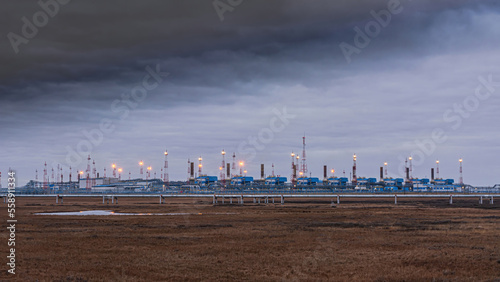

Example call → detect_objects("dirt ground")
0 196 499 281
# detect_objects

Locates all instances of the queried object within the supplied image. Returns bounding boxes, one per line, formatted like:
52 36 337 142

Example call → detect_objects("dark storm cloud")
2 0 489 89
1 0 500 186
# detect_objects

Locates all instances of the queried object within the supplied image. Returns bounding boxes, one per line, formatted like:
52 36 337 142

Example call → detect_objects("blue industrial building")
195 175 218 186
357 177 377 186
265 176 287 185
327 177 348 186
412 178 430 184
231 176 254 185
383 178 404 188
297 177 320 186
433 179 455 185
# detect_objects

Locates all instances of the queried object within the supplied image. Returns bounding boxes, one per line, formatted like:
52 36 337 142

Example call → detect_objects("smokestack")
406 167 410 183
431 168 435 182
380 167 383 181
323 165 327 179
261 164 265 179
226 163 230 179
352 154 357 185
190 162 194 178
292 164 297 181
78 173 80 181
97 172 100 178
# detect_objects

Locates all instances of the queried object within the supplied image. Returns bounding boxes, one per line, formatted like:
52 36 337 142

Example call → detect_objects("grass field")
1 197 499 281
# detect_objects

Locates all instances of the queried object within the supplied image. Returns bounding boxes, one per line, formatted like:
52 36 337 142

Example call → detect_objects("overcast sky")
1 0 500 186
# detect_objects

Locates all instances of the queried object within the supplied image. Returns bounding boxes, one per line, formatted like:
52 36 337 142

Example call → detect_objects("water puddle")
35 210 236 216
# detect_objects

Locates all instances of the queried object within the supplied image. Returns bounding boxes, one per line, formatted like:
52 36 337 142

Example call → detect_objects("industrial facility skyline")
0 136 481 187
2 1 500 186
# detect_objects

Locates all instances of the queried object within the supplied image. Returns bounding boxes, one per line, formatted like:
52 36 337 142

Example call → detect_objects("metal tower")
147 166 151 180
56 164 60 184
459 158 463 184
86 155 91 190
232 152 236 178
139 160 144 178
104 168 106 178
436 160 440 179
43 162 48 190
405 158 409 183
163 149 169 185
352 153 357 185
220 150 226 186
198 156 203 177
69 166 72 183
112 163 117 178
300 136 308 175
51 168 55 184
92 160 96 187
384 162 388 178
272 163 275 177
409 156 413 182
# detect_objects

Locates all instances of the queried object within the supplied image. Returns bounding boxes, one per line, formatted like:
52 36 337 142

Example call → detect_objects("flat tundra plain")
1 197 499 281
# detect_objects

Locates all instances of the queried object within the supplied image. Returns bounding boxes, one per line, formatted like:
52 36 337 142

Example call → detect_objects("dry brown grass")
1 197 499 281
